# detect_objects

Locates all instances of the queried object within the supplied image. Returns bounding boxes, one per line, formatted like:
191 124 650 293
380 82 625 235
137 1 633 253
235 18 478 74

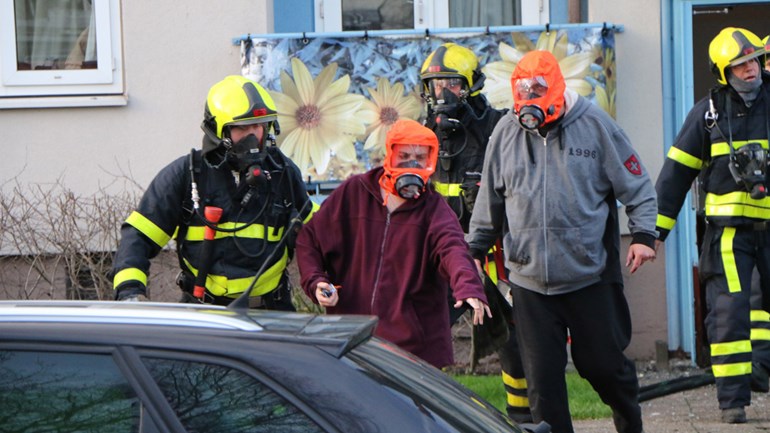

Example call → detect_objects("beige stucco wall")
590 0 669 359
0 0 273 196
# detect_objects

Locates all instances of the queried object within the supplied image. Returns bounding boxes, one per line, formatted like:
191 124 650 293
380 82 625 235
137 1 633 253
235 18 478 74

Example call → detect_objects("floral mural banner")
239 26 616 181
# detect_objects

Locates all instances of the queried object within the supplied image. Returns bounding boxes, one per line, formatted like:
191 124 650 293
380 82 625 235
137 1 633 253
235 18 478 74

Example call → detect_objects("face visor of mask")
514 76 550 130
389 143 435 199
514 76 549 101
428 77 467 103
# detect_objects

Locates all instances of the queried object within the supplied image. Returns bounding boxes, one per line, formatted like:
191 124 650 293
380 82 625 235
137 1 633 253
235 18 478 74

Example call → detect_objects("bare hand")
315 282 338 307
626 244 656 274
455 297 492 325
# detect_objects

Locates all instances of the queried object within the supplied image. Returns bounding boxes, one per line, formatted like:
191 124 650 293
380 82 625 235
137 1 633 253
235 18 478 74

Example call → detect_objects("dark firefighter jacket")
111 147 317 299
656 72 770 240
425 95 506 231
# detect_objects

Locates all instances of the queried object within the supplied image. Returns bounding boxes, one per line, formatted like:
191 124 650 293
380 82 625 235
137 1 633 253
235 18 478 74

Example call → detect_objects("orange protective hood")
379 119 438 197
511 50 566 127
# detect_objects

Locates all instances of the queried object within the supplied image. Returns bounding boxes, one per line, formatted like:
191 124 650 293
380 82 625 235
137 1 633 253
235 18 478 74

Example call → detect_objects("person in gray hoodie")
467 50 658 433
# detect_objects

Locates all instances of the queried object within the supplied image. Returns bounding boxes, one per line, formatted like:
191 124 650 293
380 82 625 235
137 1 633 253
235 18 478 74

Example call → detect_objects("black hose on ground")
638 370 715 402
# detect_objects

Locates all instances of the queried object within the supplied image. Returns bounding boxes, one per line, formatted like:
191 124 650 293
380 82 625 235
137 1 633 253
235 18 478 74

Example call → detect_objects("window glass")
0 350 140 432
0 0 124 105
14 0 97 71
313 0 530 32
342 0 413 30
344 339 518 433
143 357 323 433
448 0 519 26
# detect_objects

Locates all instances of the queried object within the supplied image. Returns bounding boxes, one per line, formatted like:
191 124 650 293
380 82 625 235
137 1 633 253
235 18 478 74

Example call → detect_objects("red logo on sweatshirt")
624 155 642 175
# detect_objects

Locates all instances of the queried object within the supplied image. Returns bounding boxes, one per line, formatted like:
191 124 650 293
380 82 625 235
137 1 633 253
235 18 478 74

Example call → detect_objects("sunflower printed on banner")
241 26 616 180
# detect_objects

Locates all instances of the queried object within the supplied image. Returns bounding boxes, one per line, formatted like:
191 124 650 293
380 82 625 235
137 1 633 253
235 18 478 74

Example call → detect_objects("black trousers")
700 225 770 409
512 281 642 433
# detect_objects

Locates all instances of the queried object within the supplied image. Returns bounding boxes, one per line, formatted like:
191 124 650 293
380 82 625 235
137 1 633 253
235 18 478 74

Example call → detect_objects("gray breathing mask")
728 142 768 199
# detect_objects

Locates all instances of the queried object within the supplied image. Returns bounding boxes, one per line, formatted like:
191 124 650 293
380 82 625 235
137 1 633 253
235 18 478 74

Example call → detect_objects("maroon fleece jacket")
296 167 487 368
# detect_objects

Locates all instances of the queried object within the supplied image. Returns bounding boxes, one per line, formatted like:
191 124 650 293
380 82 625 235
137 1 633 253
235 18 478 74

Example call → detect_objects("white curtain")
14 0 94 69
448 0 518 27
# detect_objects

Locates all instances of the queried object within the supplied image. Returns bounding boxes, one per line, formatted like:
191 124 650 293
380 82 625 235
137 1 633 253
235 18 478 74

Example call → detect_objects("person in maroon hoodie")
296 118 490 369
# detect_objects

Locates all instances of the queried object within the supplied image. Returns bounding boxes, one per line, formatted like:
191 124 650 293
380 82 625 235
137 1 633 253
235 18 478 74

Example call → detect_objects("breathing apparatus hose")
226 197 311 313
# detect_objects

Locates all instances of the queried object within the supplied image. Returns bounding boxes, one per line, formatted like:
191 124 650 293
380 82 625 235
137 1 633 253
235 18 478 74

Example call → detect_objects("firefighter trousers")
499 320 533 423
700 225 770 409
512 281 642 433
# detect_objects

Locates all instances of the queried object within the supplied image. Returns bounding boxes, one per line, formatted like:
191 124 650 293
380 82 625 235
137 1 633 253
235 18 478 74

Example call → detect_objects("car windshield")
344 338 521 433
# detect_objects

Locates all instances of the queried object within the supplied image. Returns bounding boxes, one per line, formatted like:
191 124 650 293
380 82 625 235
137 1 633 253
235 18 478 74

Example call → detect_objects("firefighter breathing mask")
729 142 768 199
379 119 439 200
511 51 566 131
426 77 467 118
224 128 267 173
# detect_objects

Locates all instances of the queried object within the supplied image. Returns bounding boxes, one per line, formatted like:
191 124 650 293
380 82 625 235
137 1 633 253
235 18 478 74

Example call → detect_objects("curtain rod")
232 22 623 45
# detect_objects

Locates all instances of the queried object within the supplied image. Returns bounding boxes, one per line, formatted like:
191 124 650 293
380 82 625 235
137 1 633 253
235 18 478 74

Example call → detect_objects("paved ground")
572 385 770 432
450 325 770 432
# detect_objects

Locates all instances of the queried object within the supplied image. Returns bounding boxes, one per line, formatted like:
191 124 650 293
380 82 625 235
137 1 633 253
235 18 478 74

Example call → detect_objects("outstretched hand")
626 243 656 274
456 297 492 325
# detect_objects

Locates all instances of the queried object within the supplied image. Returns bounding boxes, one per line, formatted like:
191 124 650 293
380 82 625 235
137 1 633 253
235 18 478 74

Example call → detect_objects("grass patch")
452 372 613 420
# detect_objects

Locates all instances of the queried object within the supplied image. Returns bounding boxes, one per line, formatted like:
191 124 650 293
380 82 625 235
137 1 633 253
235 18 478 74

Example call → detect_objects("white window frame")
314 0 549 32
0 0 126 109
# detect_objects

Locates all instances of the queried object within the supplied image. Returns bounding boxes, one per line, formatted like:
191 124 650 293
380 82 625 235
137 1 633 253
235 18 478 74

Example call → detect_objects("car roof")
0 300 378 357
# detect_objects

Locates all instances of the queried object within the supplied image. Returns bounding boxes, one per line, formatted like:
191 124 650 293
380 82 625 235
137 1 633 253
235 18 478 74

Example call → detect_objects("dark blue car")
0 301 549 432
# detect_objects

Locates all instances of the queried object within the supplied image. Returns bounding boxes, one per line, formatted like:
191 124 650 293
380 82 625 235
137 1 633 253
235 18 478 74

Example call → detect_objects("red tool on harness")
193 206 223 299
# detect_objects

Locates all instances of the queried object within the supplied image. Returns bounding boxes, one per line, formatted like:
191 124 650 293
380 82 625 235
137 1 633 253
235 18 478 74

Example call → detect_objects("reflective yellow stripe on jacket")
185 223 284 242
113 267 148 288
182 248 288 298
704 192 770 219
434 181 462 197
126 211 172 248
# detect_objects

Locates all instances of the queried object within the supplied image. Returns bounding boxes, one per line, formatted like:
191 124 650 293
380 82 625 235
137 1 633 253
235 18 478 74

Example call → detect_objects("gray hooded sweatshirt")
467 90 658 295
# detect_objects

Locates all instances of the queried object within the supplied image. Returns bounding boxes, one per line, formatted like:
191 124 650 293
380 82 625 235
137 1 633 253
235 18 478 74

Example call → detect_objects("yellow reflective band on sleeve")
751 309 770 323
433 181 462 197
666 146 703 170
751 328 770 341
113 268 147 288
656 214 677 230
710 339 751 356
704 192 770 219
184 223 284 242
502 371 527 389
711 361 752 378
303 201 320 224
182 249 288 297
711 139 769 158
720 227 741 293
126 211 172 248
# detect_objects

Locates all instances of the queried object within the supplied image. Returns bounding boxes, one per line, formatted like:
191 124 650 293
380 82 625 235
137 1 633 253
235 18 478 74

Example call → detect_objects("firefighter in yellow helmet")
421 42 532 424
111 75 317 308
655 27 770 424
